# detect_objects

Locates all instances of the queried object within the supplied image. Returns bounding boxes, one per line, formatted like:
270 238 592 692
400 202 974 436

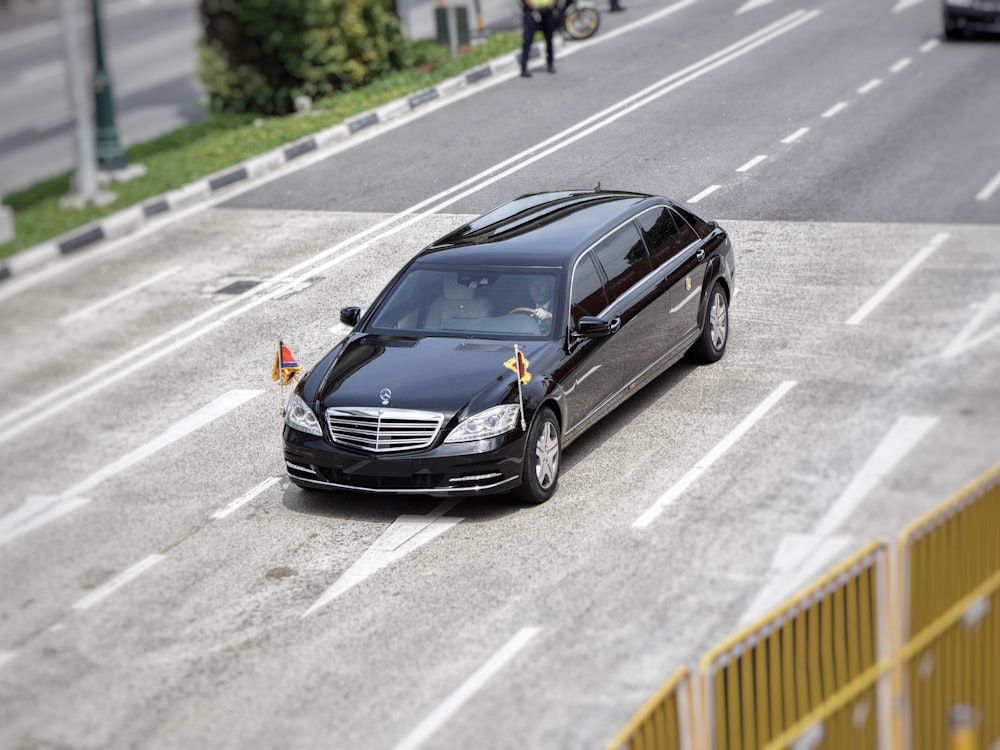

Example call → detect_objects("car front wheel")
515 407 561 504
689 282 729 363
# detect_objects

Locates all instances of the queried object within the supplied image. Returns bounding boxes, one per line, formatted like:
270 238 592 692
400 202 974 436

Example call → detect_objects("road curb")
0 42 555 284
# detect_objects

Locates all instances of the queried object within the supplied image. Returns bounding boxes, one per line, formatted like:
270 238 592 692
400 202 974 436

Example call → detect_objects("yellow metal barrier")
606 668 693 750
897 464 1000 750
698 542 891 750
608 463 1000 750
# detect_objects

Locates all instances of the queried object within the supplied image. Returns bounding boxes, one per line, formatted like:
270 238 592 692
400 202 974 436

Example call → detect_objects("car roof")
415 190 668 268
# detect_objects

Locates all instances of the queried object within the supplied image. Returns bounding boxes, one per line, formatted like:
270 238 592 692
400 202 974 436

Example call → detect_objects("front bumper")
283 427 525 496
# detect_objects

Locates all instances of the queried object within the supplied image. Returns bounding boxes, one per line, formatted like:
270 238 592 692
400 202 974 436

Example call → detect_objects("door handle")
610 317 622 334
695 248 706 262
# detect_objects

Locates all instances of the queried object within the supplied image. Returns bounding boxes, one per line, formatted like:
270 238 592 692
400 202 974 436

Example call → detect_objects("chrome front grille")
325 407 444 453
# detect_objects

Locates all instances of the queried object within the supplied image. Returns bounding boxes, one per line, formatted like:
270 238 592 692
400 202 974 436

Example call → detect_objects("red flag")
272 340 302 386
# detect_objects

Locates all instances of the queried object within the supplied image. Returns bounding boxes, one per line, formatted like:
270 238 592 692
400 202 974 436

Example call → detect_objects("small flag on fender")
272 340 301 386
503 349 531 385
504 345 530 430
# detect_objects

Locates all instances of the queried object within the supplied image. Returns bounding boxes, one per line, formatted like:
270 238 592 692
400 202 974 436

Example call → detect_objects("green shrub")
200 0 412 115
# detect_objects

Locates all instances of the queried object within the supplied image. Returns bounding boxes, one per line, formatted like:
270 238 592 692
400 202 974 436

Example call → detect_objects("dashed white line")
634 381 797 529
0 390 263 548
59 266 182 325
975 169 1000 202
890 57 912 73
688 184 722 203
782 127 810 144
858 78 882 94
822 102 848 118
212 476 281 519
846 232 949 325
394 627 541 750
920 39 940 53
737 155 768 172
72 554 165 611
0 651 15 671
893 0 923 13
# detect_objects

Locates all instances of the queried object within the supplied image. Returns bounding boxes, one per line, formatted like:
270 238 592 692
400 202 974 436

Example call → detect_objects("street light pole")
90 0 128 171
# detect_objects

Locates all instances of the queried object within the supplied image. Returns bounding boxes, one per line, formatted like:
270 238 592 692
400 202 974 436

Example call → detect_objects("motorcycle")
556 0 600 40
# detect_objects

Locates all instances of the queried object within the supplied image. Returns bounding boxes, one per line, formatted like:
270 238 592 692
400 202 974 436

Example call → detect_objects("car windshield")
366 265 563 339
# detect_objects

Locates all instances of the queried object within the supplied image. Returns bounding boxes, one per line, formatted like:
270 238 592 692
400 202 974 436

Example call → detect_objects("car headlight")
444 404 521 443
285 393 323 436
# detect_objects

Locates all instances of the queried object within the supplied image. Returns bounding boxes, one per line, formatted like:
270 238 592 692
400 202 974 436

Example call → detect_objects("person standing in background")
520 0 556 78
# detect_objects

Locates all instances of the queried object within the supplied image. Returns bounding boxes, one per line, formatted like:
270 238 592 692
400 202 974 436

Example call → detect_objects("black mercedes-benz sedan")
943 0 1000 38
283 189 735 504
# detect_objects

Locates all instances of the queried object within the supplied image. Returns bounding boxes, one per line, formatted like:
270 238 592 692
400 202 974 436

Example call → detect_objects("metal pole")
58 0 98 201
91 0 128 170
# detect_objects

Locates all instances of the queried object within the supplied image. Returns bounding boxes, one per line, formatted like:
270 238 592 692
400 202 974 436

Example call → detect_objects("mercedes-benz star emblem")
380 388 392 405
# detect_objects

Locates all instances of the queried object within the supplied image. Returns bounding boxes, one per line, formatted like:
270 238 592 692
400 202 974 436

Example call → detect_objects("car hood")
315 334 550 414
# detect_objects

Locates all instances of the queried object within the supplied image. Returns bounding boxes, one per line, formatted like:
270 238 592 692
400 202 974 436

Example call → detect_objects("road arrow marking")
943 293 1000 358
740 415 938 625
303 500 464 617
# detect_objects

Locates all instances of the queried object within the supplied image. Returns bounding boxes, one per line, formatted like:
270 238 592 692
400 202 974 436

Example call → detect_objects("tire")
688 282 729 364
515 407 561 504
564 6 600 40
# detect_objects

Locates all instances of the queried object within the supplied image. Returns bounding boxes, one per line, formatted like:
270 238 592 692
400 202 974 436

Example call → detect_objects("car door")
637 205 707 349
560 252 623 439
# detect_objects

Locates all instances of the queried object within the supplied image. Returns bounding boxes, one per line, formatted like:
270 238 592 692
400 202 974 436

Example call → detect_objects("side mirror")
340 306 361 327
575 316 614 339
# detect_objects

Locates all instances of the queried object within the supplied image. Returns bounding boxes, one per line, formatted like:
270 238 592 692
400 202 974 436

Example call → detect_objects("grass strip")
0 34 521 262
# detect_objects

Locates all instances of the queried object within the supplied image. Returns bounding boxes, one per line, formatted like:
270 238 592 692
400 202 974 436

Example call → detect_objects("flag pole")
514 344 526 431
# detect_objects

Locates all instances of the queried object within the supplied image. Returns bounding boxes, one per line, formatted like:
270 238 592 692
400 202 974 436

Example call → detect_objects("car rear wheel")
515 407 561 504
689 282 729 363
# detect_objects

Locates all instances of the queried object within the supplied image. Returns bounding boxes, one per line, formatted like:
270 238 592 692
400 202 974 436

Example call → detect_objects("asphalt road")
1 0 999 748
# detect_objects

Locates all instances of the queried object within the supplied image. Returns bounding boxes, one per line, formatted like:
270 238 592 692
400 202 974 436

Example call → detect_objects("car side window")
635 207 683 268
592 222 653 301
570 253 609 327
670 206 708 242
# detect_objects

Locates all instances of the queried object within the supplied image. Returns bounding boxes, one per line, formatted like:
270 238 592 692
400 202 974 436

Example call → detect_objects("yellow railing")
609 462 1000 750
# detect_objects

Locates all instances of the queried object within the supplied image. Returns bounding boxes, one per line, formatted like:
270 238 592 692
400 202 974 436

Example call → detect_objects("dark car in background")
943 0 1000 38
283 189 735 504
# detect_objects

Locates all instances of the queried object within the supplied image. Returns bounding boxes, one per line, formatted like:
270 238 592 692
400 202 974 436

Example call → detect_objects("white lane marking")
741 415 938 624
72 554 164 611
59 265 182 325
858 78 882 94
920 39 940 53
19 60 66 84
0 10 821 444
943 293 1000 358
846 232 949 325
212 476 281 519
688 184 722 203
781 127 810 144
394 627 541 750
736 155 768 173
735 0 775 14
975 169 1000 202
0 390 262 549
0 651 15 670
303 501 464 617
890 57 912 73
822 102 848 118
893 0 924 12
0 0 158 53
634 381 797 529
